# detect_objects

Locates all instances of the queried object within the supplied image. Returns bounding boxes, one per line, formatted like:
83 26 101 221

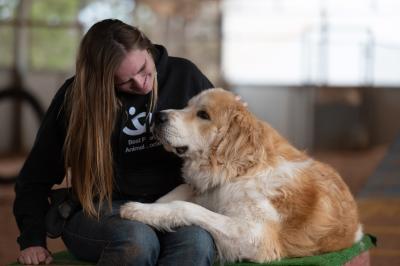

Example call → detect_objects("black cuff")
17 232 47 250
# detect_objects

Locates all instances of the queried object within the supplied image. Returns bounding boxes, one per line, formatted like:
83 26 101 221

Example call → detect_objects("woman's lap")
62 200 215 266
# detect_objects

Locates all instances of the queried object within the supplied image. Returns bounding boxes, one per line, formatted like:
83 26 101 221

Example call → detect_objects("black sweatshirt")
13 45 213 250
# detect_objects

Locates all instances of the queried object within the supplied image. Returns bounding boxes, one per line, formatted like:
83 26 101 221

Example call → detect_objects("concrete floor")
1 145 398 265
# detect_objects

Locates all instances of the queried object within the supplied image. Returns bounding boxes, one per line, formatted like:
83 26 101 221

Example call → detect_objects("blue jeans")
62 200 216 266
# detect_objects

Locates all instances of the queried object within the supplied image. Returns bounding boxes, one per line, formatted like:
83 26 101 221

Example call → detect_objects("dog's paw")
120 202 147 221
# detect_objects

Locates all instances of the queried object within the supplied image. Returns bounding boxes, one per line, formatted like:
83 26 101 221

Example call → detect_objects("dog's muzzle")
152 111 167 140
152 111 189 156
153 111 169 126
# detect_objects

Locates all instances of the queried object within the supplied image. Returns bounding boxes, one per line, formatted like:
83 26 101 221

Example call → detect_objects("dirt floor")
0 144 398 265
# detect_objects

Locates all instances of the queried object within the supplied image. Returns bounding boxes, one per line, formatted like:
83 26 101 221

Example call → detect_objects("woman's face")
114 49 156 95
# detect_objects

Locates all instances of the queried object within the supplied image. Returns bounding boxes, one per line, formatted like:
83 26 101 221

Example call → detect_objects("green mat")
9 234 376 266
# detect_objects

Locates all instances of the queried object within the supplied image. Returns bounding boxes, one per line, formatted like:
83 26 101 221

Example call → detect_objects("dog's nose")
154 111 169 125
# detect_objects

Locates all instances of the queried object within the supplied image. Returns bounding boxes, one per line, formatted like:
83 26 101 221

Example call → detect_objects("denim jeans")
61 200 216 266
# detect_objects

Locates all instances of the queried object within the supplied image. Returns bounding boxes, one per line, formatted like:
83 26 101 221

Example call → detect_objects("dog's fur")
120 88 362 263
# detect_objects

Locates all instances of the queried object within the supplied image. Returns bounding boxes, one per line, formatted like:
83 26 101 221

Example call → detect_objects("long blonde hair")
64 19 157 217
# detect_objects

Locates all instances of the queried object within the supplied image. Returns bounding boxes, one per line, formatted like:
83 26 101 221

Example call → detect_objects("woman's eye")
197 110 210 120
139 64 146 74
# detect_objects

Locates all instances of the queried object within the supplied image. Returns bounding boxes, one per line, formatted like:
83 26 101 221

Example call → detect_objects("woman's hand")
18 246 53 265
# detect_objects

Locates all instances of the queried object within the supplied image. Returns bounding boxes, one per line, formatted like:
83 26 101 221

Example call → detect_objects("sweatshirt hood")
154 44 168 87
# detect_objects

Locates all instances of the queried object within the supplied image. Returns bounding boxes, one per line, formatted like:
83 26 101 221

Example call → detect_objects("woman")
14 19 215 265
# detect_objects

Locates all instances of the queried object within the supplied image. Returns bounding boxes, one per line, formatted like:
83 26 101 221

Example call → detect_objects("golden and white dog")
120 88 362 263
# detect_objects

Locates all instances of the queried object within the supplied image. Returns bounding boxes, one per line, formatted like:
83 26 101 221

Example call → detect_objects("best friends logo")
123 106 152 136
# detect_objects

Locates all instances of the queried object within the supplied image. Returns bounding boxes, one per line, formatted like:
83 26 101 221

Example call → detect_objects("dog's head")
153 88 270 190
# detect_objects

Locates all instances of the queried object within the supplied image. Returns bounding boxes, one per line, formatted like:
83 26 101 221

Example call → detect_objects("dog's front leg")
120 200 195 231
120 200 277 262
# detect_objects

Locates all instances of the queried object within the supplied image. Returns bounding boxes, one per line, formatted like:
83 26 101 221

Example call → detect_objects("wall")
232 86 315 150
233 85 400 150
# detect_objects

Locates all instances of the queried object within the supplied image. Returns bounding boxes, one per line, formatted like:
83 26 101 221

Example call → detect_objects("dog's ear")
211 106 268 178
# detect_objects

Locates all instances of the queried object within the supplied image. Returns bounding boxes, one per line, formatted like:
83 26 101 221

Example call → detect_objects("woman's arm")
13 78 73 250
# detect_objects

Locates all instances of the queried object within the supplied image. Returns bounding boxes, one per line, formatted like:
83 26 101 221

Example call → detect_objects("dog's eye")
197 110 210 120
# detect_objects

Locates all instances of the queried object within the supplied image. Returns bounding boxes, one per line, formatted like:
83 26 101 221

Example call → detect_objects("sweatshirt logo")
123 106 152 136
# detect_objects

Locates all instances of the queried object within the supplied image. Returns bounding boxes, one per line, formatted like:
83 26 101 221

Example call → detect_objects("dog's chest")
194 181 280 222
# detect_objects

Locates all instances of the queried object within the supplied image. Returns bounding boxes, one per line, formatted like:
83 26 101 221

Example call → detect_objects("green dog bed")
9 234 375 266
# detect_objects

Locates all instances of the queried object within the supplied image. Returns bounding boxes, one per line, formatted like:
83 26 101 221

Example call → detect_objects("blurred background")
0 0 399 265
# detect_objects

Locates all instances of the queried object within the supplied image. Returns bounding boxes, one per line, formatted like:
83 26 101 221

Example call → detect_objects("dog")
120 88 362 263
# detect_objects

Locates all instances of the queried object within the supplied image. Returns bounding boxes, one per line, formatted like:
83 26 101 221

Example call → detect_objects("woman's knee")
107 217 158 242
64 214 160 265
97 219 160 265
160 225 216 264
98 237 160 266
185 226 215 258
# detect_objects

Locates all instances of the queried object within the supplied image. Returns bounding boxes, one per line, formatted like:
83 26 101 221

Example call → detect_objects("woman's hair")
64 19 157 217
